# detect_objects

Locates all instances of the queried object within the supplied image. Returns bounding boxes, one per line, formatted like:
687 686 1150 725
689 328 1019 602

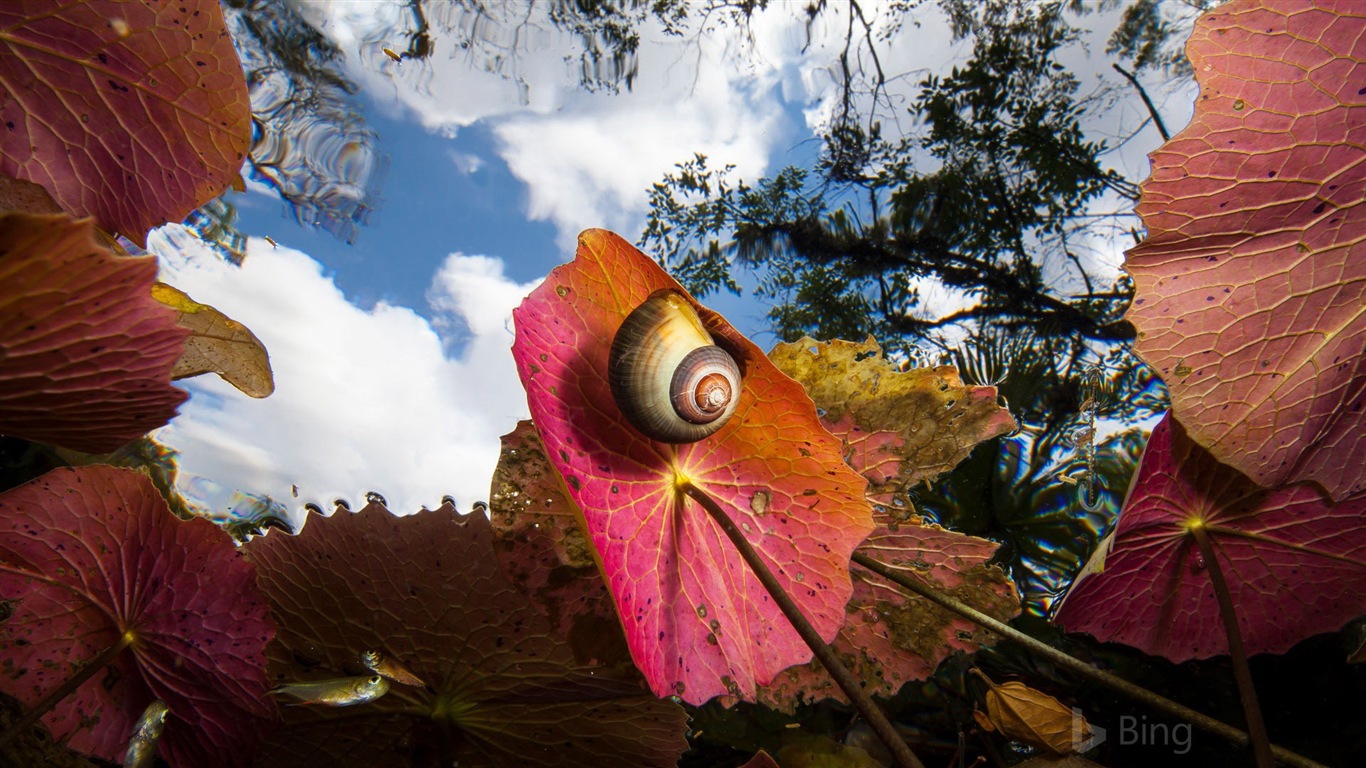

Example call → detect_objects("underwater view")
0 0 1362 766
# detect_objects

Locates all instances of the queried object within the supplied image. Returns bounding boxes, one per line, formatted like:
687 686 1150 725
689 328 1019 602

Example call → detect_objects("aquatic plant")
245 500 689 767
0 0 1361 765
0 466 274 765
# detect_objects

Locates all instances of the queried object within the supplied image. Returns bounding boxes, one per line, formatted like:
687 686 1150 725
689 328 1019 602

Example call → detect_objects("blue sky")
148 0 1194 523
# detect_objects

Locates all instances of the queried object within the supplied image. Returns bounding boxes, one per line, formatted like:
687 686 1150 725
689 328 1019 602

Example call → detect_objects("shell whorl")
609 291 742 443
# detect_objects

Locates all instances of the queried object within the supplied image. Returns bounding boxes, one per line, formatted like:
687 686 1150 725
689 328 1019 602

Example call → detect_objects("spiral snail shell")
609 291 743 443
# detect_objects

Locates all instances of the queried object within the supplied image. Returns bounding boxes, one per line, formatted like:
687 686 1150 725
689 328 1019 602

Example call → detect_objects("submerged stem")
1190 525 1274 768
850 552 1325 768
680 483 924 768
0 632 134 750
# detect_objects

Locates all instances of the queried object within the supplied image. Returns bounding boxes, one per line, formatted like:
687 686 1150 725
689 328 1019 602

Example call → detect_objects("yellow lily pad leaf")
151 282 274 398
769 337 1016 511
973 670 1090 755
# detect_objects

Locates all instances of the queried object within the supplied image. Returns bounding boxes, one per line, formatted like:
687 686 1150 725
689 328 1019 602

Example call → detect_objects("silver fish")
122 700 168 768
360 649 425 687
271 675 390 706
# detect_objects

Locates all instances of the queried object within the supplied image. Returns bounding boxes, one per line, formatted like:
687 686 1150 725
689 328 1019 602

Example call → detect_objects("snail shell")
609 291 743 443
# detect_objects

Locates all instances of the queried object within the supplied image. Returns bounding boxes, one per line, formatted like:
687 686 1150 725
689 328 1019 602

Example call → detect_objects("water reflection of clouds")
151 226 536 524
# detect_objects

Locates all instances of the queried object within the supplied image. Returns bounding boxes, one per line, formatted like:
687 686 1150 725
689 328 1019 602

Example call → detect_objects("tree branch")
1112 63 1171 141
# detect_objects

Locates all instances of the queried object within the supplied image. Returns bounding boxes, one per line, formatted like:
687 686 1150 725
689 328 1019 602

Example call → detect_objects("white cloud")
150 227 538 521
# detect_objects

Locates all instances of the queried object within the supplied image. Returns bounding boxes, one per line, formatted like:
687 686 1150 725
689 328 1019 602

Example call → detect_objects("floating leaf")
738 750 782 768
761 338 1018 708
246 502 688 767
1123 0 1366 500
511 229 875 704
151 282 274 398
0 212 188 452
972 671 1089 755
489 421 631 669
0 174 62 215
0 465 275 766
1054 414 1366 661
760 522 1017 710
768 337 1018 511
0 0 251 245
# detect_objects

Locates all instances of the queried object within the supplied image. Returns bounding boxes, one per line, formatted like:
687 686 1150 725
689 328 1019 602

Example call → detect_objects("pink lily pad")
246 502 689 768
0 0 251 244
511 229 875 704
0 465 275 766
0 212 188 452
1054 414 1366 661
1124 0 1366 500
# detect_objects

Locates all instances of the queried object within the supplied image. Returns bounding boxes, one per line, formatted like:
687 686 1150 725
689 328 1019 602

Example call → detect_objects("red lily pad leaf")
759 522 1016 710
490 420 631 669
511 229 875 704
151 282 275 398
768 337 1018 512
1123 0 1366 500
0 465 275 766
246 502 688 768
0 0 251 245
0 212 188 452
1054 414 1366 661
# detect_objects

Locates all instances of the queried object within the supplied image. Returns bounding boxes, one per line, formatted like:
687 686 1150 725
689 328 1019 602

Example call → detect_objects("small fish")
122 700 168 768
271 675 389 706
361 649 425 687
382 47 402 63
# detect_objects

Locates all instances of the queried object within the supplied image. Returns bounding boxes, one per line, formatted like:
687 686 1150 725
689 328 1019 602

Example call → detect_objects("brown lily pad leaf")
769 337 1017 511
738 750 782 768
756 337 1018 709
246 502 688 768
0 212 188 452
0 0 251 245
972 671 1089 755
0 465 275 767
758 521 1017 711
0 174 62 215
1122 0 1366 500
151 282 274 398
489 420 631 669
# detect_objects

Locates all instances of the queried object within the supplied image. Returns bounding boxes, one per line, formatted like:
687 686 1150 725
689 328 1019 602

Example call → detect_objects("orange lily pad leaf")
1123 0 1366 500
768 337 1017 511
151 282 274 398
758 522 1017 711
1054 413 1366 661
971 670 1091 756
489 420 631 669
511 229 875 704
0 0 251 245
246 502 689 768
0 466 275 766
0 212 188 452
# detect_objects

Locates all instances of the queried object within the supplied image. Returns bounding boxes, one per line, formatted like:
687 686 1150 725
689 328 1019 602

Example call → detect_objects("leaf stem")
0 632 134 750
1190 525 1274 768
681 483 924 768
850 552 1325 768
